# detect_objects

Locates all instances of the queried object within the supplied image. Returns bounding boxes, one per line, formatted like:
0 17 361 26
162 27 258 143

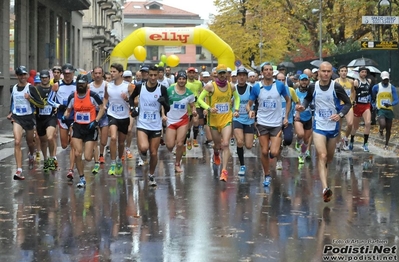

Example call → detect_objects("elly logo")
149 31 190 44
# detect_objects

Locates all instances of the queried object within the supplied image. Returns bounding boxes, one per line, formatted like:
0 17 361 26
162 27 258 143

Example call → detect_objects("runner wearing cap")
50 66 62 85
198 64 240 182
248 71 258 87
8 66 45 180
34 69 58 172
129 65 170 186
311 68 318 82
122 70 135 160
186 67 203 148
64 74 105 188
90 66 109 172
246 62 291 187
164 70 196 172
372 71 398 149
102 63 135 176
231 71 238 85
47 63 77 180
233 68 254 176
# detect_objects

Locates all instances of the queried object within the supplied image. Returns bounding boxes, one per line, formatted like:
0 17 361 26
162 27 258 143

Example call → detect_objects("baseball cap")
248 71 256 77
237 68 248 75
76 74 89 84
123 70 133 77
201 71 210 77
381 71 390 80
62 63 74 73
176 70 187 79
312 68 318 73
277 64 286 70
187 67 196 72
231 70 237 77
216 64 228 74
39 70 50 78
227 67 232 72
140 64 149 72
299 73 309 80
34 76 41 83
273 70 279 76
15 66 28 75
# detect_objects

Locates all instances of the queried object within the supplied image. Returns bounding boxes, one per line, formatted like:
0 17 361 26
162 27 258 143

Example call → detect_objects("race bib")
319 109 333 118
76 112 91 123
358 96 369 103
381 99 391 105
143 111 157 121
173 103 186 110
215 103 229 114
239 104 247 114
111 104 124 112
39 105 53 116
15 106 28 114
262 99 277 109
62 99 68 106
345 89 351 96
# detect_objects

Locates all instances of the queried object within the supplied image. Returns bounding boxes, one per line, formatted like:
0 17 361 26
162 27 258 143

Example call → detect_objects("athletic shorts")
377 108 394 119
58 118 73 130
353 103 371 117
98 113 109 128
137 128 162 139
300 119 313 130
167 117 189 130
108 115 129 135
282 123 294 146
71 123 98 142
36 116 57 137
255 124 281 137
233 120 254 134
12 114 35 131
210 122 231 133
196 107 204 119
313 129 338 139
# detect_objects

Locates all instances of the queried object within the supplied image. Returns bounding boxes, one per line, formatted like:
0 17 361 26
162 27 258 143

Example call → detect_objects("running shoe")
149 174 157 186
43 159 50 172
92 162 100 174
238 165 246 176
349 142 354 151
213 153 221 165
121 155 125 161
35 151 41 162
276 160 283 170
263 175 271 187
362 143 369 152
48 158 56 171
323 187 333 203
305 150 311 159
76 176 86 188
126 149 133 159
384 145 389 150
106 146 110 155
230 138 235 146
137 157 144 166
193 139 199 147
298 155 305 164
116 161 123 175
342 138 349 151
53 158 58 169
13 170 25 180
187 140 192 150
220 169 228 182
295 141 300 152
108 163 116 176
28 155 34 169
67 169 74 180
99 156 105 164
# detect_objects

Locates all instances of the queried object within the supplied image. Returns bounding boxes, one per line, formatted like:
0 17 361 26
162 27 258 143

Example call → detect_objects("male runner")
186 67 203 148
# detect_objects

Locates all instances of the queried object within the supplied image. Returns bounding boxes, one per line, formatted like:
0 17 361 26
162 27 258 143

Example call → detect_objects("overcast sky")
161 0 216 22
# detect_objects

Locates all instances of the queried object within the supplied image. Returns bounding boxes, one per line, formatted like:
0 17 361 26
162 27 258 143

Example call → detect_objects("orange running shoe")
187 140 192 150
121 155 125 161
127 150 133 159
193 139 199 147
213 153 221 165
99 156 105 164
220 169 228 182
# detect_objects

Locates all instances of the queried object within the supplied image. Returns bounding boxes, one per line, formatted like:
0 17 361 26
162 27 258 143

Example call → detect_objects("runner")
198 64 240 182
122 70 135 160
104 72 112 83
165 66 175 86
233 68 254 176
186 67 203 149
296 62 351 202
89 66 109 170
102 63 134 176
50 66 62 85
8 66 44 180
350 67 372 152
372 71 398 150
164 70 196 172
129 65 170 186
334 65 354 151
294 74 313 164
157 66 170 87
47 63 77 180
246 62 290 187
64 74 105 187
35 70 58 172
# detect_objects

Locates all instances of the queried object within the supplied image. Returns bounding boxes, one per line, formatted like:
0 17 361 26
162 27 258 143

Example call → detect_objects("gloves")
88 120 98 130
383 102 392 107
58 104 67 111
61 115 67 123
130 107 139 117
157 96 167 106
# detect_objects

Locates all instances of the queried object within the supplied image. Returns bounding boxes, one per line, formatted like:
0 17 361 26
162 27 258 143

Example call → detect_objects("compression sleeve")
233 89 240 111
198 89 211 110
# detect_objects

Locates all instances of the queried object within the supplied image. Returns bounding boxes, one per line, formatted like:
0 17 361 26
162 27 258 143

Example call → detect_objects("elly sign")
146 28 194 45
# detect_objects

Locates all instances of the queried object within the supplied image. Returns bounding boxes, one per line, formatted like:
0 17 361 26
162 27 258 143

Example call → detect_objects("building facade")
0 0 90 117
123 1 215 73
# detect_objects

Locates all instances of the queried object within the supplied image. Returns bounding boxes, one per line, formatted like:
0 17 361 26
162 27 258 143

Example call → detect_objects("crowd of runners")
7 61 398 202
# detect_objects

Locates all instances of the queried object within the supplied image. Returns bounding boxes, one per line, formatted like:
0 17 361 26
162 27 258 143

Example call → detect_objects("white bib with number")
76 112 91 123
215 103 229 114
39 105 53 116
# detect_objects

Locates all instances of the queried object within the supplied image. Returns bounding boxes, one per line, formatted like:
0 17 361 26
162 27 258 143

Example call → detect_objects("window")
146 46 158 61
196 46 202 55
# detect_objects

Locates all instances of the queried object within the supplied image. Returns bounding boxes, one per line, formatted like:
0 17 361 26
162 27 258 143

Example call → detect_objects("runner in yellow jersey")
186 67 203 148
198 64 240 182
334 65 354 151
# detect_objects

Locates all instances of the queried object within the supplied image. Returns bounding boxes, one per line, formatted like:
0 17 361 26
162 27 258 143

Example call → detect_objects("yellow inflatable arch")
110 27 235 70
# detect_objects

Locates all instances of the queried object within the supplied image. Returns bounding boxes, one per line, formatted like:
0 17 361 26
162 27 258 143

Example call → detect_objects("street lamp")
312 0 323 61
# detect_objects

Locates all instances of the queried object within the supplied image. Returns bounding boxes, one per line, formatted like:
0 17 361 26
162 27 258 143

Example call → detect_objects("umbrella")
352 66 381 74
279 61 295 68
310 60 323 68
347 58 378 67
347 70 359 80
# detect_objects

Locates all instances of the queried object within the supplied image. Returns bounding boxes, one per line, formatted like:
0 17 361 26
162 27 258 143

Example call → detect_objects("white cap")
381 71 390 80
123 70 132 77
201 71 210 77
312 68 318 73
227 67 232 72
231 70 237 77
248 71 256 77
273 70 279 76
194 68 198 73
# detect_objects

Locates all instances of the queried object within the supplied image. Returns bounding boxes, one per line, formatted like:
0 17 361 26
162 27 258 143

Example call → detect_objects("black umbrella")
347 58 378 67
279 61 295 68
310 60 323 68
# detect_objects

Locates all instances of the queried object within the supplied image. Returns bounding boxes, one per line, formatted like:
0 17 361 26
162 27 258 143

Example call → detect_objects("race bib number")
76 112 91 123
111 104 124 112
39 105 53 115
173 103 186 110
239 104 247 114
63 99 68 106
215 103 229 114
381 99 391 105
358 96 369 103
319 109 333 118
345 89 351 96
143 112 157 121
262 99 277 109
15 106 28 114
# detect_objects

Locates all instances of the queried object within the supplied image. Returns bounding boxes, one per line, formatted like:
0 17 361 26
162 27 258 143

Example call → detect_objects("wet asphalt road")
0 133 398 262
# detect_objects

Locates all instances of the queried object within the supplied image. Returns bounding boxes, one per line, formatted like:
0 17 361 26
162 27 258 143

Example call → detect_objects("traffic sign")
362 16 399 25
361 41 398 50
